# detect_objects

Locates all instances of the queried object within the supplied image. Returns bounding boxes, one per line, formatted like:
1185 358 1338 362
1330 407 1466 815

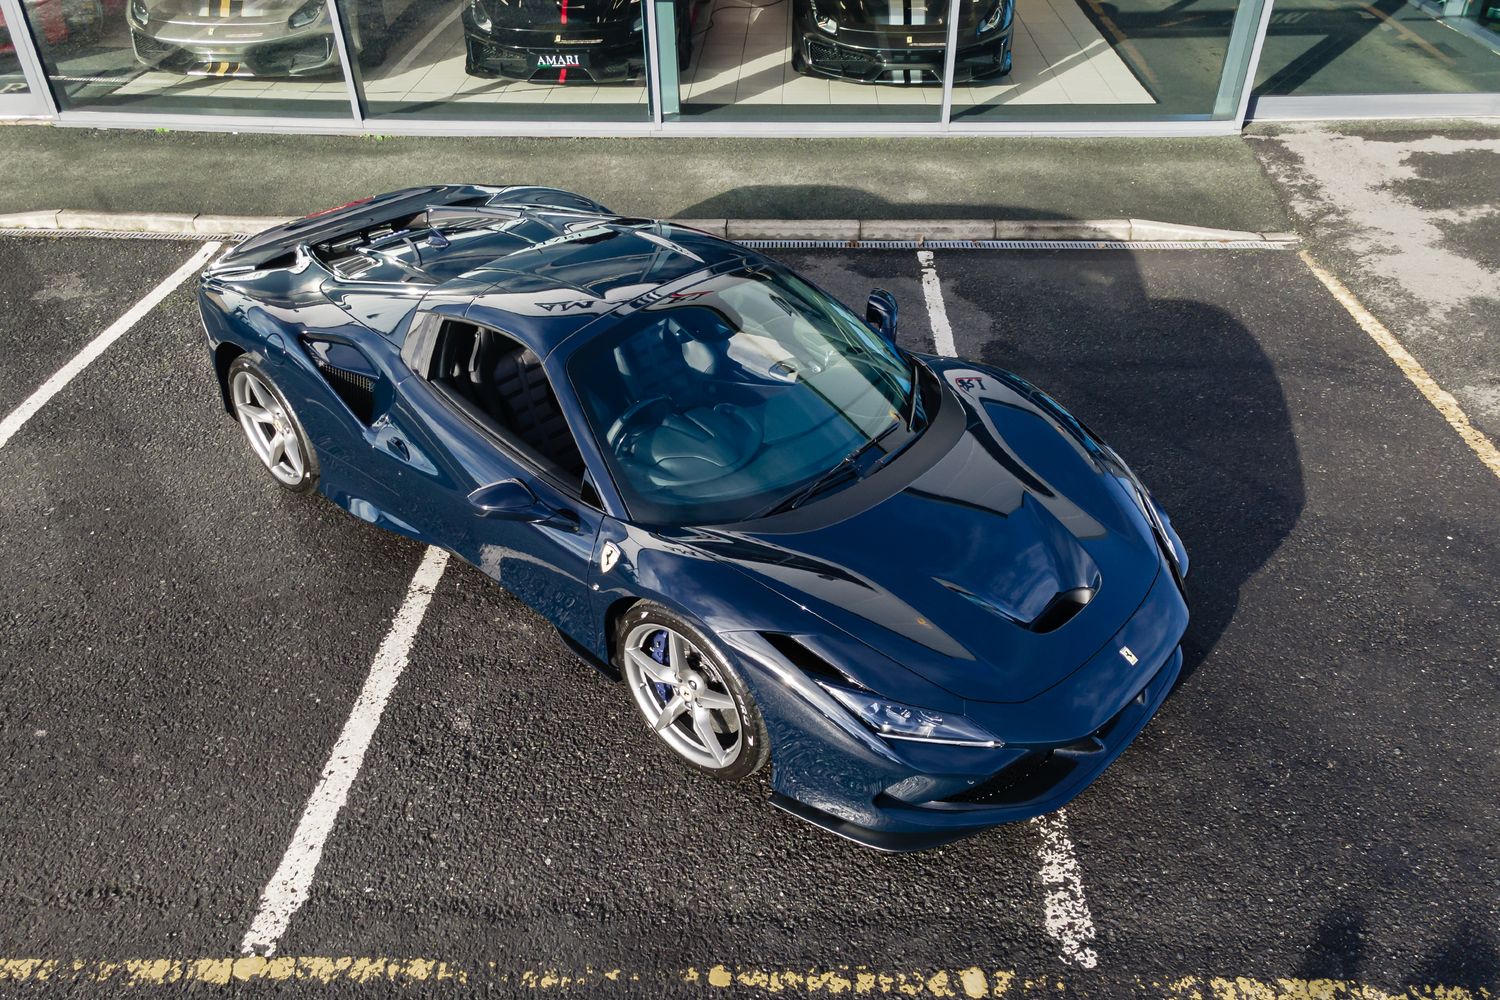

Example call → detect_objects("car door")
391 311 608 645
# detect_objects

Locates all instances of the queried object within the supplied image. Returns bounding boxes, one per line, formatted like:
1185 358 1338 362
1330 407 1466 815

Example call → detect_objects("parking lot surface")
0 233 1496 997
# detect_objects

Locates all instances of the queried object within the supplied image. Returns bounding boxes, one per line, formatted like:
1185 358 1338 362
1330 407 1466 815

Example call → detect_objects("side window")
428 320 588 493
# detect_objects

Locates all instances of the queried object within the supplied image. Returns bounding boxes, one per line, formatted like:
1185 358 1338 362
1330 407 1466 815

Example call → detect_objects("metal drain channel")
737 239 1294 250
0 228 246 242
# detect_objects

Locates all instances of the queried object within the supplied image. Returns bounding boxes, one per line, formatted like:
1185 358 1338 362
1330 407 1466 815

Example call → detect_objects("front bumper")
794 22 1012 83
731 564 1189 852
462 13 643 82
130 21 340 76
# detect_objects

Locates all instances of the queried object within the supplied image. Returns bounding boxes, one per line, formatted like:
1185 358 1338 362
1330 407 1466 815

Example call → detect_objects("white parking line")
0 241 221 451
913 248 1101 970
916 250 957 357
1032 813 1099 969
241 545 450 956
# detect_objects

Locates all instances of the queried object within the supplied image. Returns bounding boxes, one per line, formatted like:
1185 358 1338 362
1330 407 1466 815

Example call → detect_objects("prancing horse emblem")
1119 646 1138 666
599 541 621 574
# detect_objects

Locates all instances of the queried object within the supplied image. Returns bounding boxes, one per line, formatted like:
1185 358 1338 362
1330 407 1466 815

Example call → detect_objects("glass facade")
0 0 1493 126
18 0 354 114
345 0 650 122
1254 0 1500 96
2 11 33 95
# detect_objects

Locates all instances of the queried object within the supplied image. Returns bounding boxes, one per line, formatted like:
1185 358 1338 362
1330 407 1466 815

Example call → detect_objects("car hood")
688 365 1164 704
144 0 305 20
815 0 989 30
475 0 641 28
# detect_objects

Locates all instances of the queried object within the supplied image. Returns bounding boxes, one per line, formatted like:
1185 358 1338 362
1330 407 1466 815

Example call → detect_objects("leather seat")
469 331 584 480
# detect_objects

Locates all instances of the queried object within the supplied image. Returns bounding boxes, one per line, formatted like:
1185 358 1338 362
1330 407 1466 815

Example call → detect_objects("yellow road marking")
1299 250 1500 486
0 961 1491 996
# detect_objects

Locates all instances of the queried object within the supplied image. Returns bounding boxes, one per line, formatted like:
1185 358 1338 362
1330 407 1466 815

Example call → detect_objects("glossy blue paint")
199 186 1190 851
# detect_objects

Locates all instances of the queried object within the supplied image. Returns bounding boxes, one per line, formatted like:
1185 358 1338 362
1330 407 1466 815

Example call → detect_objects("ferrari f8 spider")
199 185 1190 851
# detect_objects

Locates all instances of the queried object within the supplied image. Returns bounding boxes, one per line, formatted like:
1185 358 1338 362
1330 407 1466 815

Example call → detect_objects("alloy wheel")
623 623 743 770
231 369 306 487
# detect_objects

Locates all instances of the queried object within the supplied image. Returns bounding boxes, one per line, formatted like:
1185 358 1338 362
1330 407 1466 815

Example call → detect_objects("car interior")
429 320 588 489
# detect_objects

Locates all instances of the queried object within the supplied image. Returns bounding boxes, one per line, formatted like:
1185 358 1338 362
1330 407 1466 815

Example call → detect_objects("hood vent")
1026 585 1096 634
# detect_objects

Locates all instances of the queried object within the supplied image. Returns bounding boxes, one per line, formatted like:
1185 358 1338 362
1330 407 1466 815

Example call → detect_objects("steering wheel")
606 394 673 452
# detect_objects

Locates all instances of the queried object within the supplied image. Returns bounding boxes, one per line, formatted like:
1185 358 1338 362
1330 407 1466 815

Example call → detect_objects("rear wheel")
616 603 769 781
228 357 319 494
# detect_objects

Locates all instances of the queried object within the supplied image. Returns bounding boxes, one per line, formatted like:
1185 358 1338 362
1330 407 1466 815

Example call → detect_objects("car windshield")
567 262 930 525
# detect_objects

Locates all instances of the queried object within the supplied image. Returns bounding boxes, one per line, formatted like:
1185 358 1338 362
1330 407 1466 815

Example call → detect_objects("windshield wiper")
755 420 900 518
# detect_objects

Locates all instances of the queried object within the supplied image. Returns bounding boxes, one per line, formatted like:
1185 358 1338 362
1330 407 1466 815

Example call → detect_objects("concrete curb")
0 210 1296 244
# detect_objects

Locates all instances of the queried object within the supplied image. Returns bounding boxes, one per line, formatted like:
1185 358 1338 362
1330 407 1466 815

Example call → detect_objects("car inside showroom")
0 0 1496 132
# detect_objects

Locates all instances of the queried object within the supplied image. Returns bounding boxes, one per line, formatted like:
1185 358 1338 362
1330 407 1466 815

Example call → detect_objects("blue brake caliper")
648 629 673 704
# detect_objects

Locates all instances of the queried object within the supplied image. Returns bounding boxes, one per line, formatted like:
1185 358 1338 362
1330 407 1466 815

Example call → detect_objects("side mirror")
467 479 579 531
468 479 544 519
866 289 899 341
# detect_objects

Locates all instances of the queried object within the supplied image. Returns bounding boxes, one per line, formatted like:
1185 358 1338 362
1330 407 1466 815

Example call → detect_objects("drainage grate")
738 238 1293 251
0 228 246 242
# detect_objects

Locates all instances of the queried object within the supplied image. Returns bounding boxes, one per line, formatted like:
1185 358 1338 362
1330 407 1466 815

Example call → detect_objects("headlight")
815 13 837 32
1102 447 1183 576
130 0 149 26
469 0 492 31
288 0 323 28
978 0 1011 34
820 682 1003 748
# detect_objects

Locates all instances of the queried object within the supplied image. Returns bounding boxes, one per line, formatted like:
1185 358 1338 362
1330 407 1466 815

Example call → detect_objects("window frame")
413 314 603 510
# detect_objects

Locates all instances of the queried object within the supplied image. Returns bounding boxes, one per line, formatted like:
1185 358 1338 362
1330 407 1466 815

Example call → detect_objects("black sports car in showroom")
199 185 1189 851
792 0 1014 82
463 0 705 82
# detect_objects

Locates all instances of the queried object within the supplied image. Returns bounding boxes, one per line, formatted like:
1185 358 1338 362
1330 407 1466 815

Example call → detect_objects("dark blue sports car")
199 185 1189 851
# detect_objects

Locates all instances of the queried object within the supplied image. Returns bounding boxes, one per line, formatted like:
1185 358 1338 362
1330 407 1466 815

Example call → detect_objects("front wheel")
616 603 769 781
228 356 320 493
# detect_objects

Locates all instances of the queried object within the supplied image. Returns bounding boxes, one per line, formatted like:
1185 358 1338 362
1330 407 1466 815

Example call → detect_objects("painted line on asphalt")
1031 813 1099 969
915 249 957 356
0 959 1491 998
1300 250 1500 485
914 248 1099 971
241 545 451 956
0 241 221 451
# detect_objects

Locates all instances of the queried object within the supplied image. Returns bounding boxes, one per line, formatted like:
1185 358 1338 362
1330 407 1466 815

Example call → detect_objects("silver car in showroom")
128 0 405 76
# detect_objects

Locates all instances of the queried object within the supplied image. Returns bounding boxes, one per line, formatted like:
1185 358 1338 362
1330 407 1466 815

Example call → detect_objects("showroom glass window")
947 0 1271 121
17 0 353 114
339 0 649 122
651 0 949 122
1253 0 1500 96
2 13 31 94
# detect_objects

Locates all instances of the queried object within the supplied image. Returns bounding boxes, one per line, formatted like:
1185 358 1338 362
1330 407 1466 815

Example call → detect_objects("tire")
615 602 770 782
227 356 320 494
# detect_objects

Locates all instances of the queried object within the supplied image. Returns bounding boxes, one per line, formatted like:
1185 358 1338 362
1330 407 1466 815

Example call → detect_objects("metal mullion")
1211 0 1271 120
323 0 366 125
644 0 664 129
1232 0 1276 126
0 0 60 115
939 0 961 126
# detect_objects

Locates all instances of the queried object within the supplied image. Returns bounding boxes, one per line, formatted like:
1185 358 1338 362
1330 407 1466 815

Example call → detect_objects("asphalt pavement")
0 233 1497 997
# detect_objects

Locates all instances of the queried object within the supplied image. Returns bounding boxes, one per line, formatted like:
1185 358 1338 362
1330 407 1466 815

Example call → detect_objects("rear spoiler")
211 184 615 272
